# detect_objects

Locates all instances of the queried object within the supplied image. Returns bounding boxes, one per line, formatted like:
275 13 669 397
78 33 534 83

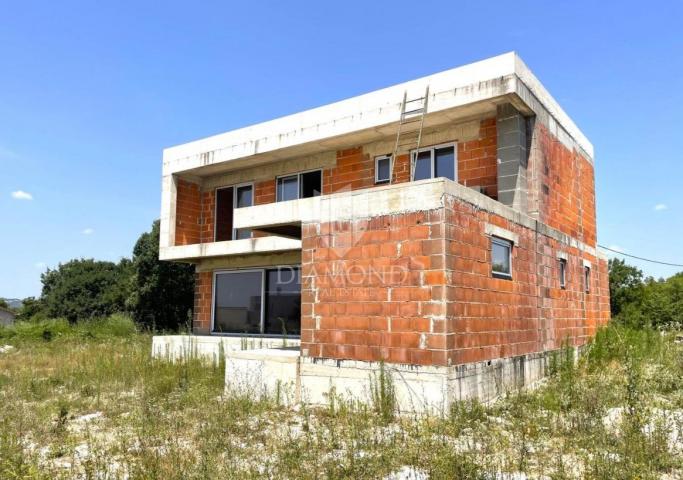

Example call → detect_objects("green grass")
0 318 681 479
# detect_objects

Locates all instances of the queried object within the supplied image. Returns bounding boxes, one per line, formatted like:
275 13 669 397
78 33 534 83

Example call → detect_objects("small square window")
491 237 512 279
584 266 591 293
559 258 567 289
375 155 391 184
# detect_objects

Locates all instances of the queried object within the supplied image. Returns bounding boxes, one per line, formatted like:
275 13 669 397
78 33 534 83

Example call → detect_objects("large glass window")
277 170 322 202
215 184 253 241
213 267 301 335
264 267 301 335
411 144 456 182
491 237 512 279
213 271 262 334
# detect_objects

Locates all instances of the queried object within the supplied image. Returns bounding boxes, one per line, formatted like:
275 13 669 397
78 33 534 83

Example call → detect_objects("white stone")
384 466 429 480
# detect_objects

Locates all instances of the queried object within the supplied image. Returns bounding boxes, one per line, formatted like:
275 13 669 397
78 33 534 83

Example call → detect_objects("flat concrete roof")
163 52 593 177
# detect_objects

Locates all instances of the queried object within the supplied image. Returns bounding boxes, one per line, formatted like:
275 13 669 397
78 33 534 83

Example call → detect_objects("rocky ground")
0 318 682 479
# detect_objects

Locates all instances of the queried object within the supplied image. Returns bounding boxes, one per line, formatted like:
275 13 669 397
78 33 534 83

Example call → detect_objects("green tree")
0 299 8 309
41 259 130 322
127 220 194 331
16 297 45 321
642 273 683 329
608 258 645 325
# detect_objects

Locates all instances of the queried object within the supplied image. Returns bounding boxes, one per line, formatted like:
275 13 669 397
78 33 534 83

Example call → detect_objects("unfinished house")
155 52 610 410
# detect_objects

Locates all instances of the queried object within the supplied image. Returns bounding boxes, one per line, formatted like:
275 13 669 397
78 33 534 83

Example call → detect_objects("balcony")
232 177 477 235
159 236 301 262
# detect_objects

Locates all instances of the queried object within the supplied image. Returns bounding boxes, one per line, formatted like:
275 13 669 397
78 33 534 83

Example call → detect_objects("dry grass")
0 317 682 479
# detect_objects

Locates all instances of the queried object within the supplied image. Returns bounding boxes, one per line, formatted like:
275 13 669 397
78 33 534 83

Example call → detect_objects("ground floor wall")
299 191 609 368
189 185 609 369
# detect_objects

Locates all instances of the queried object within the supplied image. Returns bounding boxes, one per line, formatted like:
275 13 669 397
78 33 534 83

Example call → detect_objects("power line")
598 244 683 268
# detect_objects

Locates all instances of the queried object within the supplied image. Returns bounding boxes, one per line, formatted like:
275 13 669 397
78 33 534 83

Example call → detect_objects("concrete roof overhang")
162 52 593 179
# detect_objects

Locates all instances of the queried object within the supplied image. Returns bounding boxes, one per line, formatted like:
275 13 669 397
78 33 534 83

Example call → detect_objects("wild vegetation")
1 316 681 479
609 258 683 330
15 220 194 330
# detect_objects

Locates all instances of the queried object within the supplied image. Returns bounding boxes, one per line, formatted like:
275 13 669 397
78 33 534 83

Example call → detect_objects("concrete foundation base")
152 336 568 412
223 347 563 413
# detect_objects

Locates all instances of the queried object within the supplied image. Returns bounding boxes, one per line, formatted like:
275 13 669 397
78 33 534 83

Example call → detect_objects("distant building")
0 307 16 326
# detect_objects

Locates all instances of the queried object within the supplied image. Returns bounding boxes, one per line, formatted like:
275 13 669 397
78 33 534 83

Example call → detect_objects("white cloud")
11 190 33 200
81 228 94 235
34 262 46 269
654 203 668 211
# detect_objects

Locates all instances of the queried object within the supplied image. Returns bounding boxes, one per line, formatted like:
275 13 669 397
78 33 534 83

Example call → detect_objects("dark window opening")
492 237 512 279
584 266 591 293
215 187 234 242
375 156 391 184
215 184 253 241
213 267 301 336
213 271 262 334
300 170 322 199
413 150 431 181
434 146 455 180
264 267 301 335
277 170 322 202
559 258 567 289
411 144 456 182
277 175 299 202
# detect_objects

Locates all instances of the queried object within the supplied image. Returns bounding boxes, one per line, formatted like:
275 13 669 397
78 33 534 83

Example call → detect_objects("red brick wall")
300 196 610 367
533 124 597 246
193 271 212 334
200 190 215 243
300 210 449 365
443 196 609 366
458 117 498 199
175 179 201 246
323 147 375 194
255 179 276 205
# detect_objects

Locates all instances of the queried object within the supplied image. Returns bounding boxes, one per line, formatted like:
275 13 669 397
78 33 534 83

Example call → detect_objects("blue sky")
1 1 681 299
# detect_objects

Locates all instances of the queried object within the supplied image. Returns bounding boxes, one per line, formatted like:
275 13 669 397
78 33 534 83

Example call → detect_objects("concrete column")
496 104 529 212
159 174 177 250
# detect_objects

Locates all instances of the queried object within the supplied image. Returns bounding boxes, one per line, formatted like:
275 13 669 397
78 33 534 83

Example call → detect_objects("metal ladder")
390 86 429 183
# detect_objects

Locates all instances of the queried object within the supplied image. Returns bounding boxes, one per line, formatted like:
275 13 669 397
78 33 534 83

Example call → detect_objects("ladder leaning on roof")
389 86 429 183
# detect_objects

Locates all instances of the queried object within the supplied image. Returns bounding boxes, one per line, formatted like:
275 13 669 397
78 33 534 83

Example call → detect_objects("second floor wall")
171 104 597 252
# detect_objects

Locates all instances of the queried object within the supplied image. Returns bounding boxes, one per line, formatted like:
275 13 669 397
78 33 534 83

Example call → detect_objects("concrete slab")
162 52 593 179
151 335 301 365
